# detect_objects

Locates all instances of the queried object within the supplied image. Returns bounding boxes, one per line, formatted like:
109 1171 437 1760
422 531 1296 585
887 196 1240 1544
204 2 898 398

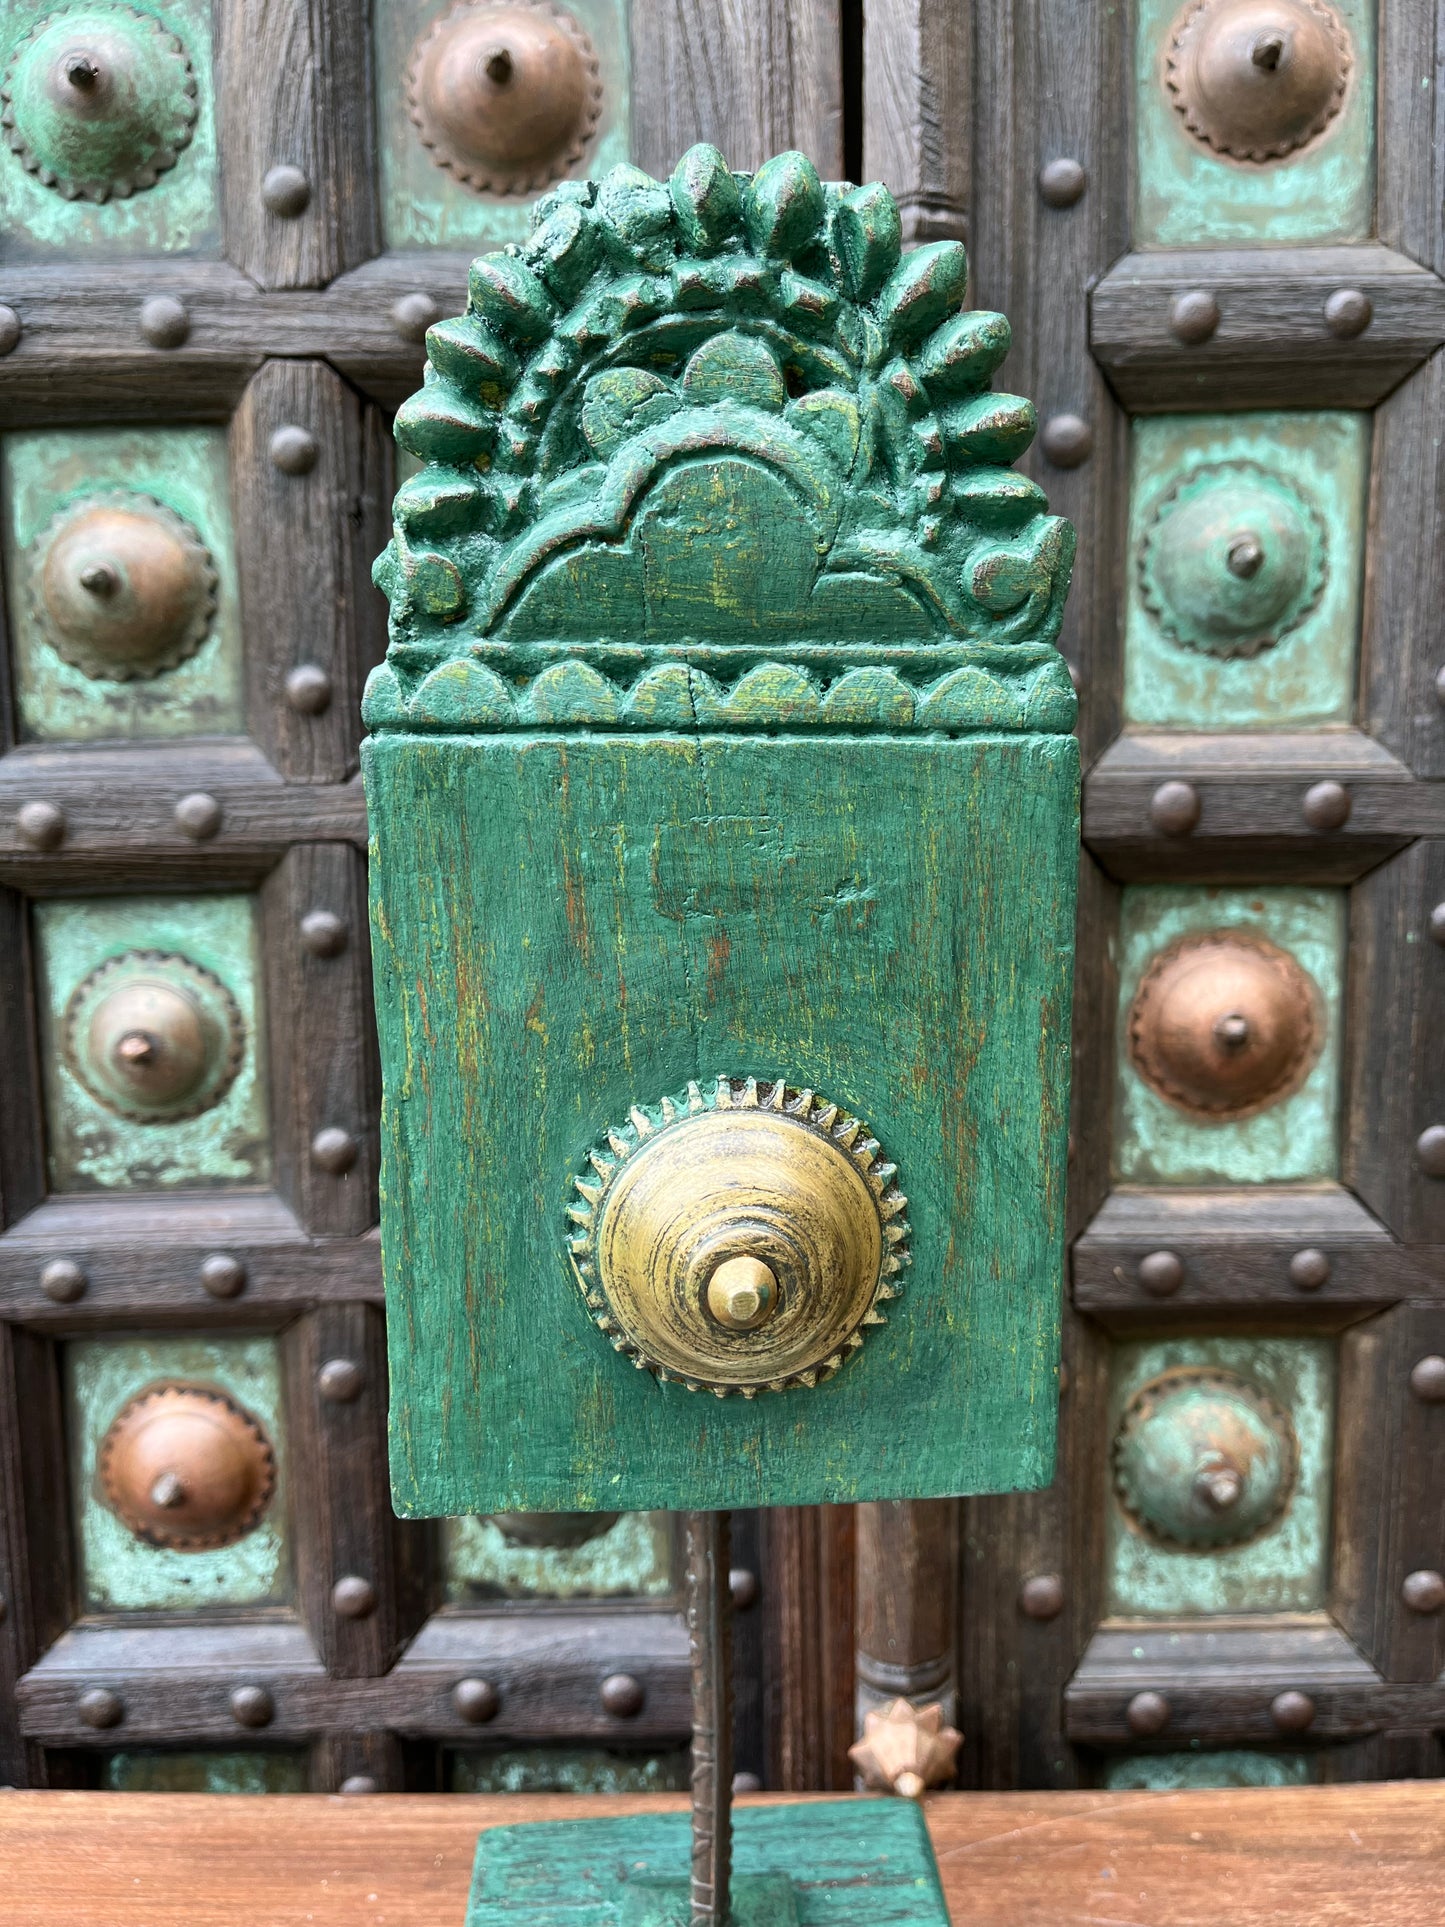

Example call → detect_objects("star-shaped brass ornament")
848 1698 964 1800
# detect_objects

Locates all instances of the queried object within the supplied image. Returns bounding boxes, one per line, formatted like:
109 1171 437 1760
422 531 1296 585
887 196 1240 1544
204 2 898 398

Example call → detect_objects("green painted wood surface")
1114 886 1342 1186
1133 0 1374 247
450 1749 690 1794
68 1333 289 1612
1104 1751 1314 1791
446 1510 672 1601
367 727 1076 1515
99 1750 307 1793
466 1802 950 1926
35 893 270 1193
1107 1335 1334 1619
2 426 242 744
1124 412 1367 731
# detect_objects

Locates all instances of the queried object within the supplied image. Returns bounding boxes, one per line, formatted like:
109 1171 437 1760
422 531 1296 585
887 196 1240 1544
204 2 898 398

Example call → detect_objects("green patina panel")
0 0 219 260
446 1511 673 1600
1124 412 1368 731
1114 885 1343 1185
369 729 1077 1514
1104 1750 1315 1790
36 893 269 1192
2 426 242 744
68 1333 290 1613
1134 0 1374 246
101 1749 307 1792
1106 1334 1334 1618
450 1748 691 1794
374 0 629 252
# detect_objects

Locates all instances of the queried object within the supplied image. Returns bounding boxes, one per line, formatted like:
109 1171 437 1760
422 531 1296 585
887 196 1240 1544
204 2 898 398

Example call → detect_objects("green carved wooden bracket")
364 149 1079 1517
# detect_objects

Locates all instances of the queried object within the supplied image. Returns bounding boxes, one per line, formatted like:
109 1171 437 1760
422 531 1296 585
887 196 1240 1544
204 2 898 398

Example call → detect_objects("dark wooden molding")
1083 731 1428 883
17 1611 692 1747
1064 1619 1444 1746
0 890 45 1233
1089 246 1445 412
1072 1186 1435 1321
762 1505 856 1791
0 1324 73 1782
861 0 969 243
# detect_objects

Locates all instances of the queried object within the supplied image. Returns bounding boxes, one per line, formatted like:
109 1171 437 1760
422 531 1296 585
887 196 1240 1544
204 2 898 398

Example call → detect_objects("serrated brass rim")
0 3 199 203
1112 1365 1298 1550
1138 459 1328 661
29 490 218 682
566 1073 910 1397
405 0 603 198
1164 0 1352 163
62 947 246 1124
98 1381 277 1551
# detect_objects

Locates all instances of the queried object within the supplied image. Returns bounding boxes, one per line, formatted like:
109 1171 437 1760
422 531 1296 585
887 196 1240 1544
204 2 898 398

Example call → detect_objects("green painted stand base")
465 1800 950 1925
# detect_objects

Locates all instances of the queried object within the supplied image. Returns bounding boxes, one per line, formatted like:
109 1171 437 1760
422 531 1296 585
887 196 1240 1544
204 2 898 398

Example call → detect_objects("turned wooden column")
855 1499 960 1738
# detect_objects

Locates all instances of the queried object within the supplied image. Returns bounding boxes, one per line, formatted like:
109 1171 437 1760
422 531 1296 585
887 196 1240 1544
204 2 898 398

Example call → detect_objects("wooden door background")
2 0 1443 1796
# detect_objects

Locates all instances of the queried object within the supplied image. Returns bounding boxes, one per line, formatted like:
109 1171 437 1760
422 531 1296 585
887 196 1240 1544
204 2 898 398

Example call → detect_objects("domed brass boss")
98 1382 276 1551
406 0 602 197
567 1076 909 1396
1165 0 1352 163
62 949 245 1124
31 491 217 681
1128 929 1319 1120
0 2 199 202
1113 1366 1297 1549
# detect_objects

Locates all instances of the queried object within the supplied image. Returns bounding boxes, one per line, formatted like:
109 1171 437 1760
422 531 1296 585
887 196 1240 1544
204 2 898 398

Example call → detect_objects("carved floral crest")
366 146 1076 734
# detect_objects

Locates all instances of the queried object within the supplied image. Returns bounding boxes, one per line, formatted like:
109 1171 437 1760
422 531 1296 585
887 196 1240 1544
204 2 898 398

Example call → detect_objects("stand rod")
685 1509 733 1927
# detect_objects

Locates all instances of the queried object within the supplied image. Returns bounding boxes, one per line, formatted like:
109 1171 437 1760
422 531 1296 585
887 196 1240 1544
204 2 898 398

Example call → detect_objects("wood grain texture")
0 1324 71 1784
956 1316 1107 1789
0 745 366 890
1 1786 1443 1927
216 0 378 287
1089 246 1445 412
855 1499 958 1713
1072 1186 1421 1317
17 1611 691 1746
1361 351 1445 777
1377 0 1445 273
861 0 969 243
967 0 1131 766
1333 1306 1445 1682
763 1505 856 1791
1062 1619 1445 1745
0 888 45 1231
261 845 379 1237
282 1304 430 1678
628 0 844 179
1343 839 1445 1244
230 362 391 784
0 1194 381 1324
367 732 1078 1514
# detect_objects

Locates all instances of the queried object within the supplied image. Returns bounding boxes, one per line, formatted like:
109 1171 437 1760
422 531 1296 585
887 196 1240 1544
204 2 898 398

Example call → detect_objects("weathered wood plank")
861 1 969 243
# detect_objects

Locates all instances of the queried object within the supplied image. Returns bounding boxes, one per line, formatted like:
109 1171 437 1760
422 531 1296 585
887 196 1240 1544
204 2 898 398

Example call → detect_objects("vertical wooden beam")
282 1302 430 1681
0 891 44 1234
1333 1306 1445 1684
628 0 844 178
855 1499 959 1731
260 844 379 1238
0 1325 72 1785
1343 840 1445 1245
230 360 390 787
762 1505 855 1790
310 1730 409 1795
216 0 379 289
861 0 970 241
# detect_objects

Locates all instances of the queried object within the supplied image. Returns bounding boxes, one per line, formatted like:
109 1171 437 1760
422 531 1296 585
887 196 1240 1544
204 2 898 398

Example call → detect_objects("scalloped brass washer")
568 1077 910 1396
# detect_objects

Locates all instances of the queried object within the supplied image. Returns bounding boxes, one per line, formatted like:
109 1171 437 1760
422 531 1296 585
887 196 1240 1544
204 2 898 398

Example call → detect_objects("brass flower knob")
63 950 244 1123
1128 929 1319 1119
32 492 217 681
99 1382 276 1551
406 0 602 196
1113 1367 1297 1549
0 2 199 201
567 1076 909 1395
849 1699 963 1799
1165 0 1352 162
